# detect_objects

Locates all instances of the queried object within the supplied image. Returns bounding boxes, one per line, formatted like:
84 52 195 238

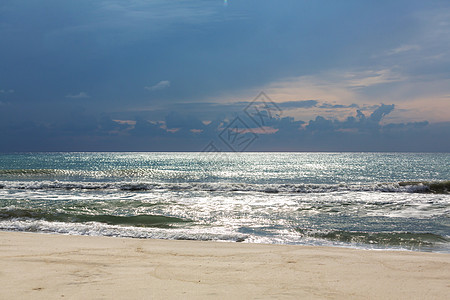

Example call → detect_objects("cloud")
307 104 396 132
384 44 421 56
145 81 170 91
264 70 389 108
164 111 204 130
0 89 14 94
39 1 235 47
276 100 318 109
263 65 450 122
306 116 334 132
66 92 90 99
319 103 359 109
1 101 448 152
369 104 395 123
343 69 405 89
98 1 229 27
384 121 429 130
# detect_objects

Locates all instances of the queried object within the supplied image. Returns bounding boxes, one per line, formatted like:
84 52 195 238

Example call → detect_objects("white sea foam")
0 180 436 193
0 219 247 242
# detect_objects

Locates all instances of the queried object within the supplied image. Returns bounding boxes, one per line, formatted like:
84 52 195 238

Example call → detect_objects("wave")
296 228 449 248
0 169 61 175
1 216 448 251
0 208 190 228
0 219 247 242
0 180 449 194
0 168 193 179
399 181 450 194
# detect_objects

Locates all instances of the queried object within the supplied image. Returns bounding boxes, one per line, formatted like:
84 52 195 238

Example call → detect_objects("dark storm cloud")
164 112 205 130
2 102 448 152
307 104 396 132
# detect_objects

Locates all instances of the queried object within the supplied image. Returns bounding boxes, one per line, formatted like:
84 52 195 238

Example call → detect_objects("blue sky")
1 0 449 151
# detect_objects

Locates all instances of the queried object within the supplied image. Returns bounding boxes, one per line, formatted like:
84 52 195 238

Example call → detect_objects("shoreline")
1 231 449 299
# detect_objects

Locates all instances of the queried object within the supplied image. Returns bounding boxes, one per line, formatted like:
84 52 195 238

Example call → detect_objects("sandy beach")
0 231 449 299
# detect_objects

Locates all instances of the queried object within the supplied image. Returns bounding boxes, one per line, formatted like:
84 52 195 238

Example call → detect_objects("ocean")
0 152 449 252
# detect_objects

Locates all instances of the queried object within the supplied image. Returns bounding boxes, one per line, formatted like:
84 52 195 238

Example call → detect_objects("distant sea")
0 152 449 252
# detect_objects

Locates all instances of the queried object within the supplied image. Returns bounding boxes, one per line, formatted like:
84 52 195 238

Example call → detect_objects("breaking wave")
0 180 448 194
296 228 450 249
0 219 247 242
0 208 190 228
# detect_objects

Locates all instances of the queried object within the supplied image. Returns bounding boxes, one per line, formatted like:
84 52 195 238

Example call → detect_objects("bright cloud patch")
145 81 170 91
66 92 90 99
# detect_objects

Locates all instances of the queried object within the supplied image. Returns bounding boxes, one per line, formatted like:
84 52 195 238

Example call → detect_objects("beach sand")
1 231 449 299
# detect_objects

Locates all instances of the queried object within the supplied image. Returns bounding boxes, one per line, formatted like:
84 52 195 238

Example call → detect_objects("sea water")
0 152 449 252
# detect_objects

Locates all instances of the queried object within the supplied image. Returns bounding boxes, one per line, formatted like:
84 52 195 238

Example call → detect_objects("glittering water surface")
0 152 449 252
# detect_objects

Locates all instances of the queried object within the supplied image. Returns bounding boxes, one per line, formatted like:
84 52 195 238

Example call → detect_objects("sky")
1 0 449 152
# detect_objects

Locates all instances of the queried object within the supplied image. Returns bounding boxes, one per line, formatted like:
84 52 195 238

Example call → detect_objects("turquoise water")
0 152 449 252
